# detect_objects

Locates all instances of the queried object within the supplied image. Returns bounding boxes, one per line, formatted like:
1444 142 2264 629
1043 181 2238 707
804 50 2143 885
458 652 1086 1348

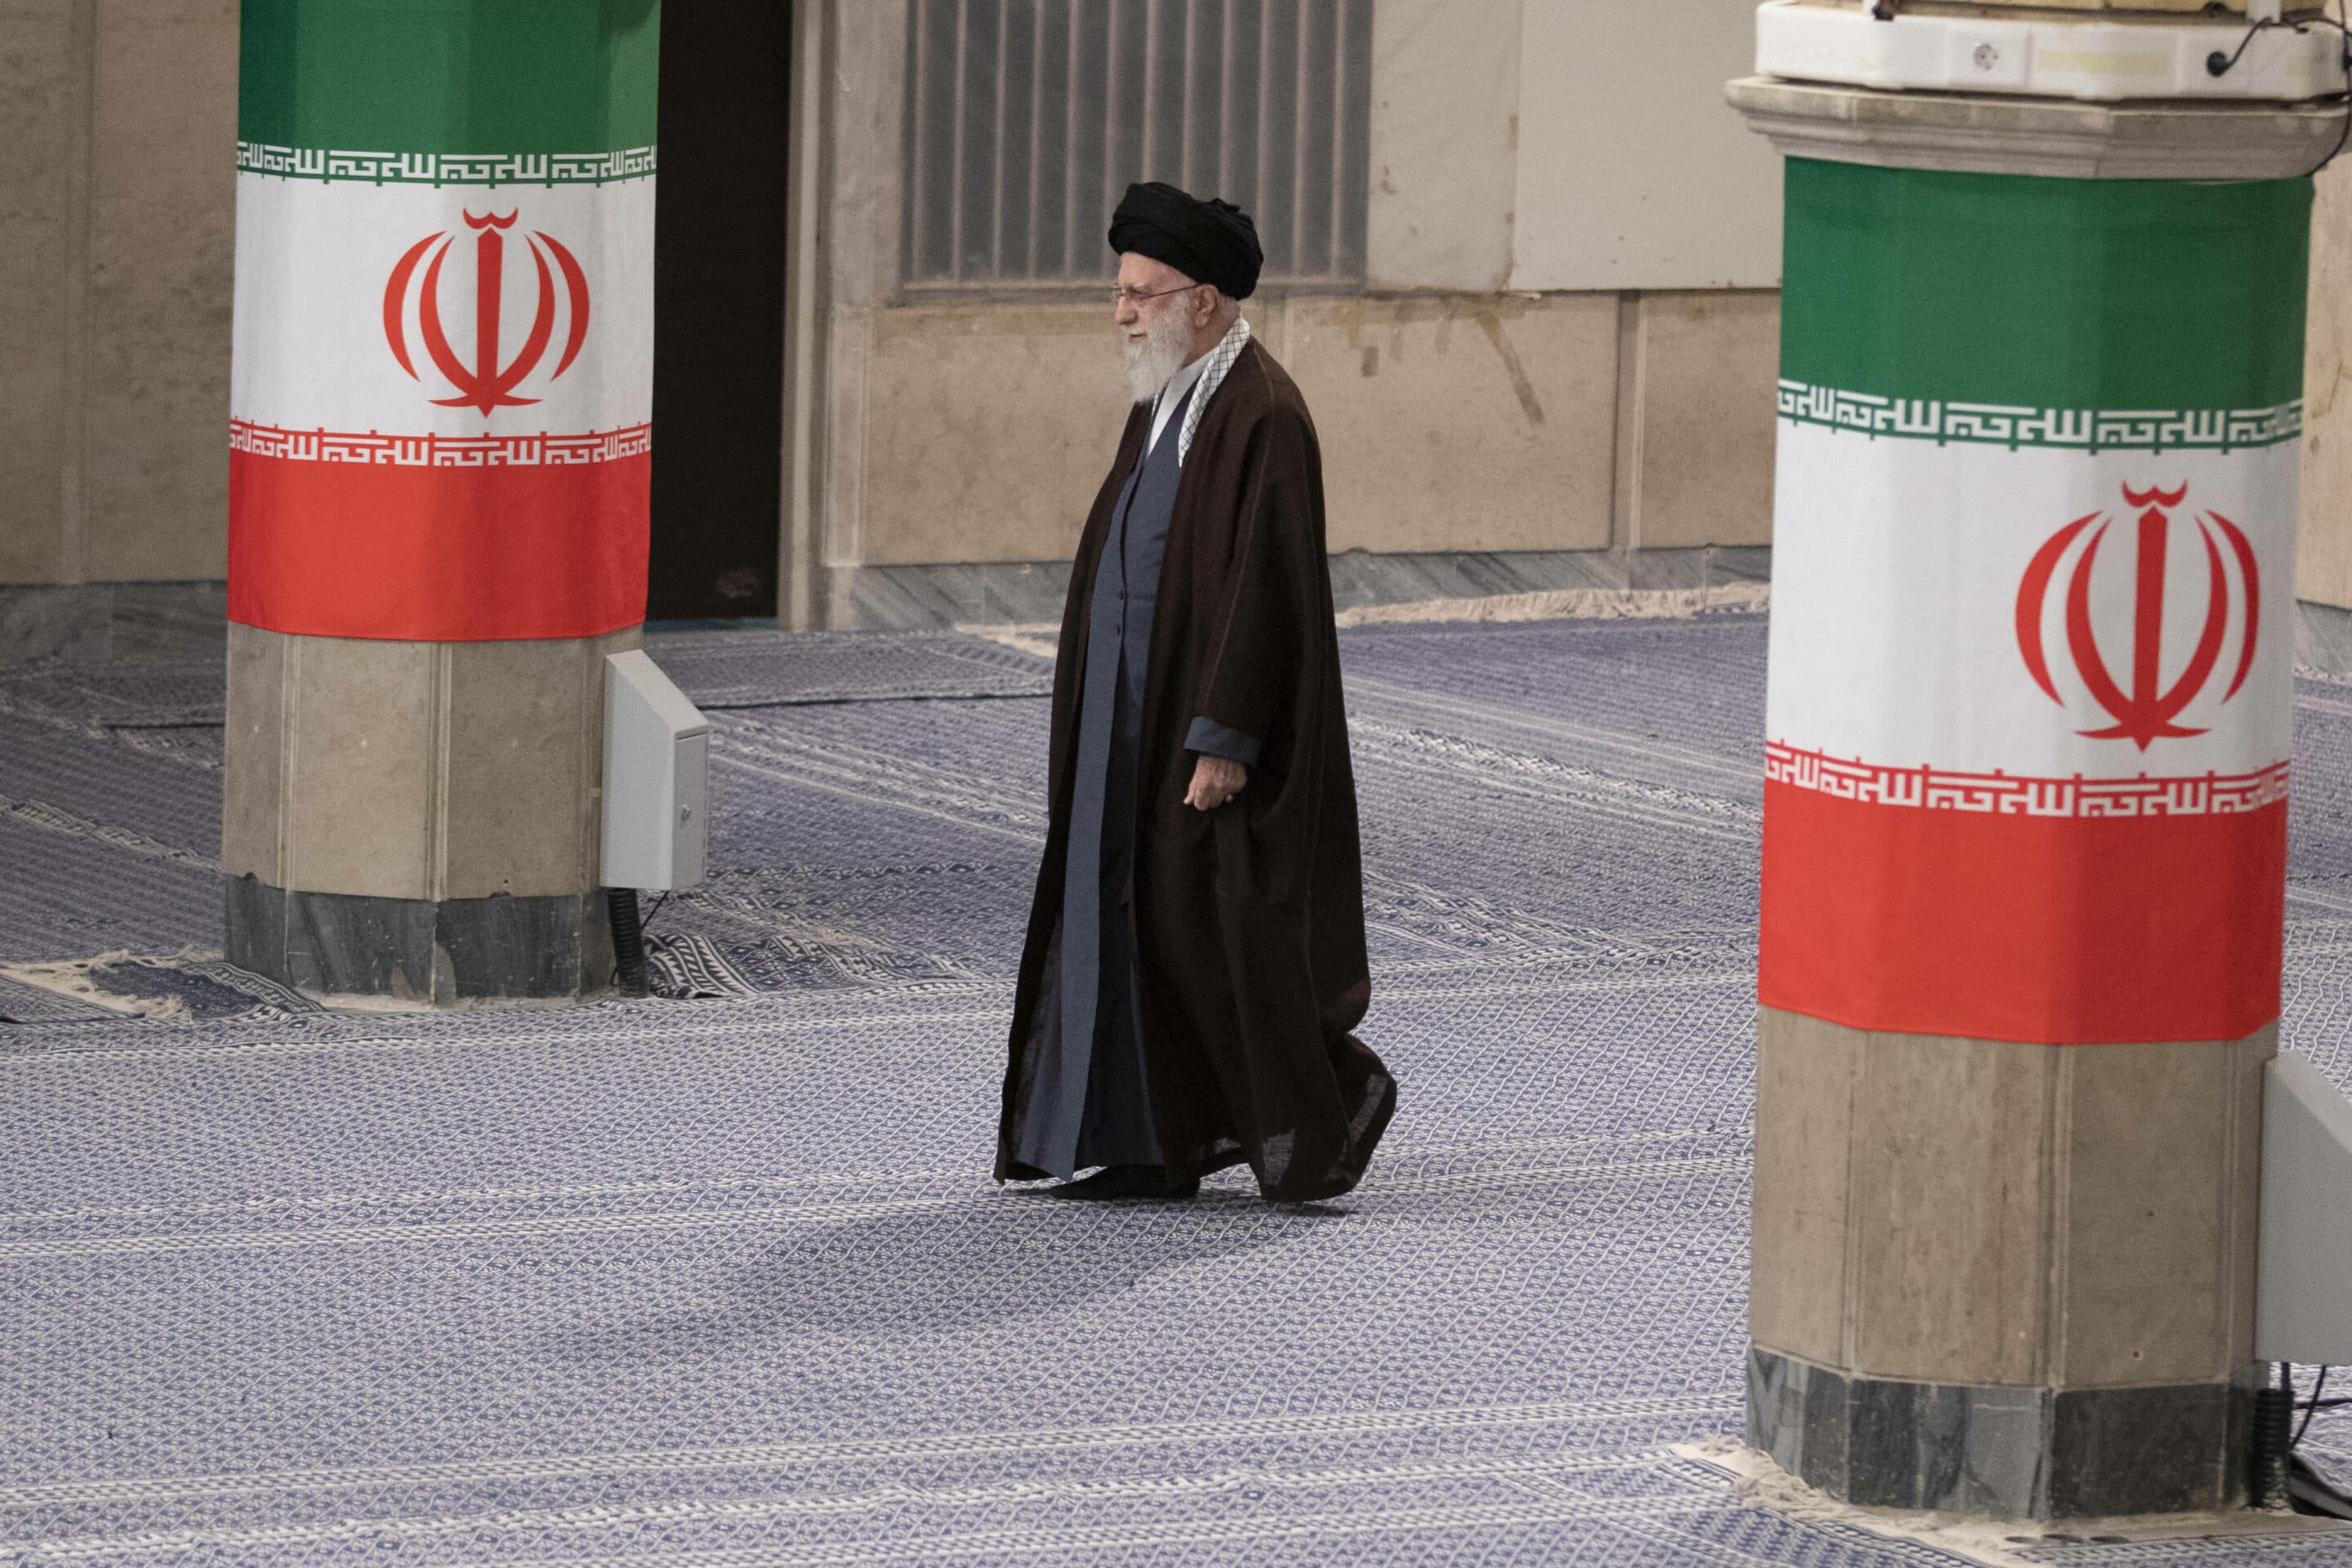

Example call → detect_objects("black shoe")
1043 1165 1200 1201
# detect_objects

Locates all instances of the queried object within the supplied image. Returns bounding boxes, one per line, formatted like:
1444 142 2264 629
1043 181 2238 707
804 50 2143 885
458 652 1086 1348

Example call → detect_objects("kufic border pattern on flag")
236 143 656 187
1775 381 2301 453
231 420 652 468
1765 742 2290 820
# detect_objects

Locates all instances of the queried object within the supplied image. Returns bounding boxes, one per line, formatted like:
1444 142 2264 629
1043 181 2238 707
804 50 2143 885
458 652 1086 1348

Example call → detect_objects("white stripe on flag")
1763 421 2297 779
231 174 653 438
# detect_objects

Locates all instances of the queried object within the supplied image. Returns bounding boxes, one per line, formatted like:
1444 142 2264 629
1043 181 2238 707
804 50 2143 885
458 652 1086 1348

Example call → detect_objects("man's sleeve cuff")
1185 716 1259 767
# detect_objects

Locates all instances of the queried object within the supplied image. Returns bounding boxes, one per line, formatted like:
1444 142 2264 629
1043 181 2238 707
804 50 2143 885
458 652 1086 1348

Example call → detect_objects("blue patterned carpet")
7 615 2352 1566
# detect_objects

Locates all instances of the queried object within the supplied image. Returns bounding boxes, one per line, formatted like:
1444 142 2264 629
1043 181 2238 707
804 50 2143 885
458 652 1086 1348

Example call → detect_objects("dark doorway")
648 2 790 620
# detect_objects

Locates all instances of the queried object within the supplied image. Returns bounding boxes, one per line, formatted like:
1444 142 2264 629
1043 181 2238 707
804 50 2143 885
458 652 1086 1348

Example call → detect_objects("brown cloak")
996 338 1396 1202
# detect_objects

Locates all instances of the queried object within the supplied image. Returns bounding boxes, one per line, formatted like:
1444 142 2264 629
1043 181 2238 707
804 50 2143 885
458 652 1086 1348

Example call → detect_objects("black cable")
2205 3 2352 178
2300 1364 2332 1449
2270 1364 2352 1517
2207 16 2298 81
2256 1372 2297 1508
639 890 674 935
2205 7 2351 78
607 886 650 999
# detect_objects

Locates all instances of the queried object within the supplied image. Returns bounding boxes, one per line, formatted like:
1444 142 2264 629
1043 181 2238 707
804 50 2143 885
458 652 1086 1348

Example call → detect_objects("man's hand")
1185 755 1248 811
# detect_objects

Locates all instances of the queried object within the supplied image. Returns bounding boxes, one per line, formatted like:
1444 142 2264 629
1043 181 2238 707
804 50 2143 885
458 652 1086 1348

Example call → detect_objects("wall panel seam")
2042 1045 2070 1388
56 0 98 584
1837 1021 1864 1372
277 632 299 889
1610 292 1644 554
427 644 451 903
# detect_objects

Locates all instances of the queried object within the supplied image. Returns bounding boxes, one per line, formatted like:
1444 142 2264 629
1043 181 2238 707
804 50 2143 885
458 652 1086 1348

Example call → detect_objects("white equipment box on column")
601 650 709 891
2258 1052 2352 1365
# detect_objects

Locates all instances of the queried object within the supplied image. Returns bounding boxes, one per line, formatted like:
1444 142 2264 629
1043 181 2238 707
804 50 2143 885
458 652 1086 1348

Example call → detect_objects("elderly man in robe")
996 182 1398 1204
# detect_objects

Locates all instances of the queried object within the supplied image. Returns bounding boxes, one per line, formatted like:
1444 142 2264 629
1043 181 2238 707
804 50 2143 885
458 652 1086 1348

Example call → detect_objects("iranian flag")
1762 161 2310 1045
229 1 658 642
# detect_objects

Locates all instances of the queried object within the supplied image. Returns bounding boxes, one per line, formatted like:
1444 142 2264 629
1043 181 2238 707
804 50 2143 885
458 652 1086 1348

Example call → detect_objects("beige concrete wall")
1365 0 1521 293
1510 0 1782 292
856 303 1129 566
83 1 235 581
1628 291 1779 550
1287 295 1618 553
0 0 234 587
835 287 1777 570
2302 158 2352 610
817 0 907 577
807 0 1784 592
0 1 78 584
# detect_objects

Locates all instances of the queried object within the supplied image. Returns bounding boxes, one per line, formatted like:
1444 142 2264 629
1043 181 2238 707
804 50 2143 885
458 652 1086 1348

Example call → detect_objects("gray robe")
1013 381 1255 1178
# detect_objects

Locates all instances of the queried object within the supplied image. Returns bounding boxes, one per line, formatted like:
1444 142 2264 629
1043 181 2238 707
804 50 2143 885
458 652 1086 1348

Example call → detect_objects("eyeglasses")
1110 283 1203 309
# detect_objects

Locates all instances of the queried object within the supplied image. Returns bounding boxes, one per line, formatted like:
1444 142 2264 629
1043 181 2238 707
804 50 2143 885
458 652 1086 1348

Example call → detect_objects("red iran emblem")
2014 483 2260 751
381 210 590 416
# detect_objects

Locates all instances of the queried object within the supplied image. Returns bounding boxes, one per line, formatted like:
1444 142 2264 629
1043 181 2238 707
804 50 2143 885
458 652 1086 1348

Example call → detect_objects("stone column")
223 1 659 1004
1731 12 2345 1517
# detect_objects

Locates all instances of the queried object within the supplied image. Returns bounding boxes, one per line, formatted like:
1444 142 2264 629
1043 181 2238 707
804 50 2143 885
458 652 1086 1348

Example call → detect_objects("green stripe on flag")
239 0 659 155
1780 159 2310 413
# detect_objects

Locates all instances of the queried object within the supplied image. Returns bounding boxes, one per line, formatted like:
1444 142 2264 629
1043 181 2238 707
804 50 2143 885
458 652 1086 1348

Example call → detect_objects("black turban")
1107 182 1263 301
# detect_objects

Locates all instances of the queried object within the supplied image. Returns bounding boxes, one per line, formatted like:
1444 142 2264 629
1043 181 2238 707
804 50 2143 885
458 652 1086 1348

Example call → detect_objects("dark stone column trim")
1748 1345 2249 1518
225 876 616 1004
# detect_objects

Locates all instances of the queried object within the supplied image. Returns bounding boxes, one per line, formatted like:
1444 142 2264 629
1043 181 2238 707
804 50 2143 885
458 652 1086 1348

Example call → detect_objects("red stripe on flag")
228 450 648 641
1760 780 2284 1044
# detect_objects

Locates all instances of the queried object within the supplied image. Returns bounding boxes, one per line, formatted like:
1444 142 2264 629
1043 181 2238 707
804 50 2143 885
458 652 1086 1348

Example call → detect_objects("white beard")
1123 305 1193 404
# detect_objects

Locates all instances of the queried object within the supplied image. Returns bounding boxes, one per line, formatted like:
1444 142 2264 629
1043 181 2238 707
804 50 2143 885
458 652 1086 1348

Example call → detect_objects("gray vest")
1093 388 1194 718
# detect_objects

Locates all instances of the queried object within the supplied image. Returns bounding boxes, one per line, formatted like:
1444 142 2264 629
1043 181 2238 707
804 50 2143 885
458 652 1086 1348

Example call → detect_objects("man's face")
1114 252 1200 350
